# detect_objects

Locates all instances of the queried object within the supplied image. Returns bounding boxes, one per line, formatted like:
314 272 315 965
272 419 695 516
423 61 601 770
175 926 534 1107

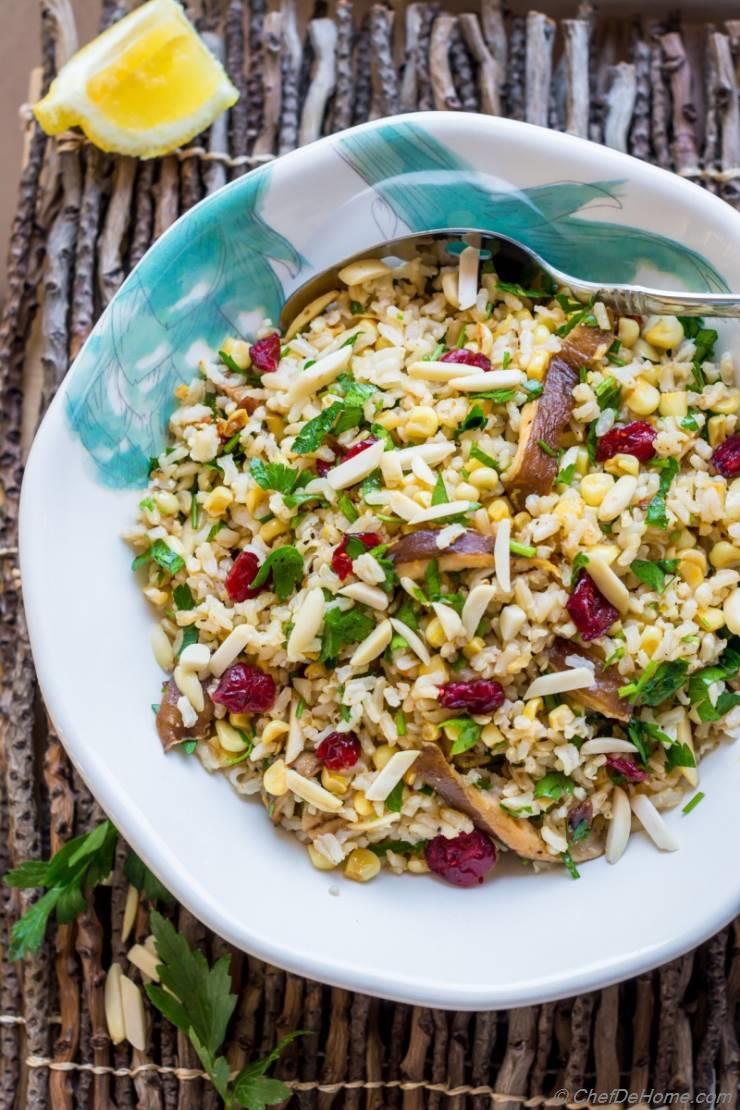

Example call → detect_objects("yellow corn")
372 744 397 770
265 413 285 437
604 453 640 477
261 720 290 747
215 720 247 753
708 415 728 447
526 348 551 381
574 447 590 475
305 662 327 680
581 472 615 507
643 314 684 350
709 541 740 569
353 791 374 817
674 529 696 551
153 490 179 515
263 759 288 795
375 336 394 350
723 588 740 635
469 466 499 491
307 845 336 871
481 722 504 747
697 607 725 632
421 722 441 742
514 308 532 321
372 410 401 430
532 323 551 345
466 458 483 474
659 391 689 418
617 317 640 347
259 518 290 543
407 858 430 874
487 499 511 522
513 511 530 529
632 338 660 364
463 636 485 660
222 337 252 370
522 697 542 721
678 550 707 589
713 394 740 415
175 384 189 400
424 617 445 649
626 379 661 416
548 704 575 731
344 848 381 883
229 712 252 729
204 486 234 516
321 769 349 795
419 656 449 680
455 481 478 501
246 486 267 515
640 626 662 656
405 406 439 440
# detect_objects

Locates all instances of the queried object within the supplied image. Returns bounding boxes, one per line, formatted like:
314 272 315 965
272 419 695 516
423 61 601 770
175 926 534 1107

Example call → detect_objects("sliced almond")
338 258 391 285
353 552 386 585
285 289 339 341
407 359 481 382
524 667 595 699
120 974 148 1052
494 518 512 592
338 582 389 610
676 714 699 788
127 943 161 983
431 601 463 640
389 617 430 664
104 964 126 1046
288 345 353 404
393 443 456 469
606 786 631 864
287 588 326 660
120 884 139 945
457 245 480 310
285 698 305 765
411 455 438 486
631 794 680 852
327 439 385 490
209 623 252 676
411 500 477 525
264 758 289 795
380 451 403 485
365 750 420 802
580 738 639 756
585 553 630 614
285 768 343 812
388 491 424 522
173 665 204 712
462 583 496 638
350 619 392 667
449 370 527 392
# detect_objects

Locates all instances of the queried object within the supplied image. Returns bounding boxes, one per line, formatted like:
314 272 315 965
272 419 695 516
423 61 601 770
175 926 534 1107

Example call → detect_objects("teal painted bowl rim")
21 112 740 1010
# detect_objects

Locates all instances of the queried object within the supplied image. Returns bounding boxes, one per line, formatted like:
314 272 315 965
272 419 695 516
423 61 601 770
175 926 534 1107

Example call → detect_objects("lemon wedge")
33 0 238 158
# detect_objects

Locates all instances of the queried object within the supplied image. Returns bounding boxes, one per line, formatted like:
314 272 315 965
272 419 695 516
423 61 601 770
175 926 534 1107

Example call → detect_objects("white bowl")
21 112 740 1009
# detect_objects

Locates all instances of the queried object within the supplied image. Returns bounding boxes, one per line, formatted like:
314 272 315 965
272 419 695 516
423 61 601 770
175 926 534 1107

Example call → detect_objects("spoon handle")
576 285 740 319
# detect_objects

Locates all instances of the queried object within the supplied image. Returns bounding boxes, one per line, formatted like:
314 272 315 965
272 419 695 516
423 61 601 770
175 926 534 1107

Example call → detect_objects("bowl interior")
21 112 740 1009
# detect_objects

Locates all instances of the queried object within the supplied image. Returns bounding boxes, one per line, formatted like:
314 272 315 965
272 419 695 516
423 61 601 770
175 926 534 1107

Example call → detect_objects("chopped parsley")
687 636 740 722
537 439 558 459
370 840 426 858
470 444 499 470
319 607 375 664
619 659 688 706
177 626 199 659
646 457 679 529
350 300 364 315
534 773 575 802
173 584 195 611
292 402 345 454
502 351 511 369
682 791 705 815
444 717 482 756
218 349 244 374
556 461 577 487
132 539 185 576
496 280 548 299
250 546 304 601
458 404 487 435
431 473 449 505
630 558 679 594
561 849 580 880
595 375 622 411
250 459 301 494
337 493 359 523
510 540 536 558
386 780 404 813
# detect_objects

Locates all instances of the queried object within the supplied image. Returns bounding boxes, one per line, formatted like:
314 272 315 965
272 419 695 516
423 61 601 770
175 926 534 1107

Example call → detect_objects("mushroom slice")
415 744 556 861
549 637 632 723
389 529 494 579
504 324 613 497
156 678 213 752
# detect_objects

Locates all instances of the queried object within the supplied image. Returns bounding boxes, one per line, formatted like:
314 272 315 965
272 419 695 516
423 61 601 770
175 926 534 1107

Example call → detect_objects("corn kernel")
321 769 349 795
374 336 394 350
533 323 551 345
455 481 478 501
604 453 640 477
723 588 740 634
215 720 247 753
513 511 530 529
344 848 381 883
617 317 640 347
581 472 615 507
204 486 234 517
441 271 459 307
713 394 740 415
626 379 660 416
590 543 620 565
574 447 590 475
419 655 449 681
261 720 290 747
643 315 684 351
640 626 662 656
305 662 326 680
526 348 551 381
548 704 575 731
488 499 511 522
175 384 189 400
678 550 707 589
708 414 728 448
481 722 504 747
373 410 401 431
674 529 696 551
259 517 290 543
222 337 252 370
353 791 374 817
466 457 483 473
424 618 445 649
522 697 542 721
637 362 660 385
229 712 252 729
265 413 285 437
407 858 430 874
421 722 441 742
153 491 179 515
405 406 439 440
632 338 660 363
246 486 267 515
514 308 532 321
469 466 499 491
308 844 336 871
373 744 397 770
463 636 485 660
697 607 725 632
709 541 740 569
263 759 288 795
659 391 689 418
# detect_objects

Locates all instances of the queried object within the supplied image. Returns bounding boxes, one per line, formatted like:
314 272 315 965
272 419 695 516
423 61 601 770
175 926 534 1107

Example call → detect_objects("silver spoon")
279 227 740 329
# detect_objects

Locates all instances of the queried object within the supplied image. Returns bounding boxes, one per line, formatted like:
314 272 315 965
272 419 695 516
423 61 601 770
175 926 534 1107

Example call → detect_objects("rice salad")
126 241 740 887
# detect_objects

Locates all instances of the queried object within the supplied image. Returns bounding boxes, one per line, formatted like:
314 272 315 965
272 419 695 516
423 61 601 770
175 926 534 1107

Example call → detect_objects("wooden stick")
39 145 80 412
415 5 439 114
480 0 506 108
343 993 370 1110
70 148 107 361
400 4 423 113
494 1006 537 1110
695 932 730 1099
201 31 229 195
529 1003 555 1098
525 12 556 128
154 157 180 239
459 13 500 116
661 31 700 176
332 0 354 132
711 32 740 208
318 988 349 1110
253 12 283 156
603 62 637 152
649 22 671 169
370 5 399 119
449 19 478 113
246 0 267 147
446 1010 468 1110
430 14 461 112
298 979 323 1110
277 0 302 156
427 1010 448 1110
470 1011 497 1110
629 29 652 161
224 0 249 176
563 994 594 1095
506 15 526 121
654 959 681 1091
594 985 620 1092
400 1008 432 1110
299 19 337 146
562 19 590 137
630 974 655 1093
98 157 137 308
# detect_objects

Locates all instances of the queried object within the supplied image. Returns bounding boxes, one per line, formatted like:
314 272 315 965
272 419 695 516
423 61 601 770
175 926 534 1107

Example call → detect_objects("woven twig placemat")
1 1 739 1107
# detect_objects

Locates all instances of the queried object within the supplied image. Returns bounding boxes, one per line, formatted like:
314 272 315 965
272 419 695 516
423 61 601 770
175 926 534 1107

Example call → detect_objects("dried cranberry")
315 459 333 477
211 663 276 713
250 333 281 373
438 680 505 714
605 755 648 783
440 349 491 373
317 731 362 770
711 434 740 478
331 532 383 580
567 800 593 840
343 437 377 461
425 829 496 887
225 551 261 602
567 572 619 641
596 421 656 462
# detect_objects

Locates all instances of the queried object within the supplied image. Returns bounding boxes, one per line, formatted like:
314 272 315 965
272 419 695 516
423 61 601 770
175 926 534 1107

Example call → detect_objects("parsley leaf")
626 719 672 764
133 539 185 576
470 444 499 470
630 558 679 594
250 546 304 601
444 717 482 756
595 375 622 412
124 852 174 904
556 461 577 487
534 773 575 802
386 781 404 813
320 607 375 663
458 404 487 434
496 280 548 299
431 473 449 505
370 840 426 858
250 459 300 494
619 659 688 706
174 584 196 610
646 457 679 529
687 635 740 721
665 742 697 770
292 403 343 454
537 439 558 458
561 849 580 880
218 349 245 374
177 626 199 659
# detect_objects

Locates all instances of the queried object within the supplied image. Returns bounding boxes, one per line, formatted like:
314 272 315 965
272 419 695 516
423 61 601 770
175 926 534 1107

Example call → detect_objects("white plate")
21 112 740 1009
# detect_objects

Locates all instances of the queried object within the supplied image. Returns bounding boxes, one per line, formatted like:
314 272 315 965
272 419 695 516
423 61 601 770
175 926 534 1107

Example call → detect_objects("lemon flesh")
33 0 238 158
